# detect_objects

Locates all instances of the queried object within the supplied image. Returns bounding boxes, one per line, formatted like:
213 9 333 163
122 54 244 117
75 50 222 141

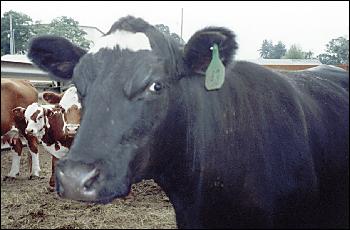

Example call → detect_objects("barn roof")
246 58 322 65
1 54 33 64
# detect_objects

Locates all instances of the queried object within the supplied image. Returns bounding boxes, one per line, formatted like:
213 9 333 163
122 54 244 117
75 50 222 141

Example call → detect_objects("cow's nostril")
55 161 100 201
82 168 100 190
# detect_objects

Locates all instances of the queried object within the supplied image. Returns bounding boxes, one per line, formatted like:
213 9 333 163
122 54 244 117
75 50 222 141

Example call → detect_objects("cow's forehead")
25 103 42 118
88 30 152 54
59 87 82 111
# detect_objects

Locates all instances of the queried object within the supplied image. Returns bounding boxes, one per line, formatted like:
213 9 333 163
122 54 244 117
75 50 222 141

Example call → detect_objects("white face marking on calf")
25 103 45 137
59 87 81 134
25 103 53 139
59 87 81 110
89 30 152 54
42 142 69 159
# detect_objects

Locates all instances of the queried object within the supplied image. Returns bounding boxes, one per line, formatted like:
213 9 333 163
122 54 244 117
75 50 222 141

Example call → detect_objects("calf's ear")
12 107 26 120
28 36 87 81
42 91 62 104
183 27 238 74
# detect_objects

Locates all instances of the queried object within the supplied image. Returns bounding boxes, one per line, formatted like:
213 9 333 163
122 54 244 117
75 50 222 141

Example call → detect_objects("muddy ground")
1 145 177 229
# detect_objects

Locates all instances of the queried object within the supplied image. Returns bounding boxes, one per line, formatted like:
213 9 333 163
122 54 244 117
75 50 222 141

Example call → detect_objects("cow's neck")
150 77 232 227
147 82 198 205
41 113 72 148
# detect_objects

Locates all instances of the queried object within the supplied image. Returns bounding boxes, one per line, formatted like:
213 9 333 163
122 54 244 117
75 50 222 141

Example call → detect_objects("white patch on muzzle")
89 30 152 54
65 124 80 134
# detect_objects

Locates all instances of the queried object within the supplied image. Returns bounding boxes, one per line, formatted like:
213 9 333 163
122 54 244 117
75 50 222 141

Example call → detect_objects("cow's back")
176 61 349 227
1 79 38 135
283 66 349 227
281 66 349 171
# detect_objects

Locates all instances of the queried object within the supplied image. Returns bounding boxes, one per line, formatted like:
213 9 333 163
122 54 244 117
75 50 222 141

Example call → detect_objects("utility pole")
180 8 183 40
9 14 15 54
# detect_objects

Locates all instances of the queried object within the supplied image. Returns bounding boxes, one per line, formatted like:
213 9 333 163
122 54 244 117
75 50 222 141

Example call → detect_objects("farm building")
1 25 105 92
1 54 65 92
246 58 349 71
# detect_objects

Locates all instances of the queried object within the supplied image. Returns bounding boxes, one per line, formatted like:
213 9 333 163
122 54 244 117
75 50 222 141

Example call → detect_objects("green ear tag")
205 43 225 91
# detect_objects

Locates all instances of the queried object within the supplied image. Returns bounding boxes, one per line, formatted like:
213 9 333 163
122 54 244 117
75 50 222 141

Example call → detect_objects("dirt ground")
1 145 177 229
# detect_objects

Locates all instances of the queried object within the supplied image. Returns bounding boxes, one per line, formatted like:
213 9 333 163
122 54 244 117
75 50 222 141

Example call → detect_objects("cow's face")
63 105 81 136
58 87 82 136
43 87 81 136
55 35 172 202
28 16 237 203
22 103 47 139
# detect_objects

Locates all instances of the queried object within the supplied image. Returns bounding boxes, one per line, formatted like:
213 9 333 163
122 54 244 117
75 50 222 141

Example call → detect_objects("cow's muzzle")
65 124 80 135
56 159 100 201
25 128 37 135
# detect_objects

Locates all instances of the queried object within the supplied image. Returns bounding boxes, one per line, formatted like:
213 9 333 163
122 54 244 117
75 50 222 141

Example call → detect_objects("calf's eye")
149 82 162 92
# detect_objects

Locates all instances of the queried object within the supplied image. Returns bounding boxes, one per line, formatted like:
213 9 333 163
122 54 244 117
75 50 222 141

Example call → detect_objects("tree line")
258 38 349 65
1 10 348 65
1 10 92 55
1 10 184 56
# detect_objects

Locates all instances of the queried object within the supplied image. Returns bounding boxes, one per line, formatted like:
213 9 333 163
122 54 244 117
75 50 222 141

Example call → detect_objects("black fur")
184 27 238 74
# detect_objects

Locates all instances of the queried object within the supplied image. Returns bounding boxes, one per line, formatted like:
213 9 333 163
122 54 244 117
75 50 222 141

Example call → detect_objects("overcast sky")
1 1 349 60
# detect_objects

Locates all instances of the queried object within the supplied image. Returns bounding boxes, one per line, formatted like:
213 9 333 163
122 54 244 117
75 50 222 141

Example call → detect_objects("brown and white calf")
13 86 81 189
1 79 41 180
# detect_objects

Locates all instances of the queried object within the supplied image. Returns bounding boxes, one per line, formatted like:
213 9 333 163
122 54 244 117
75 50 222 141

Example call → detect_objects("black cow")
28 16 349 228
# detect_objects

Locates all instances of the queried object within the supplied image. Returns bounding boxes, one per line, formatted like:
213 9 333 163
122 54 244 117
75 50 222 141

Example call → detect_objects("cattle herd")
1 79 81 190
1 15 349 229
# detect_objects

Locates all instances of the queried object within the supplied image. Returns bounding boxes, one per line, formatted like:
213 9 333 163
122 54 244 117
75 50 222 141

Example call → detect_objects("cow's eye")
38 115 43 119
149 82 162 92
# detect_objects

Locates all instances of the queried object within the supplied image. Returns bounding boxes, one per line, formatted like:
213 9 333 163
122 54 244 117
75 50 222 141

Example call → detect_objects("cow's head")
28 16 237 203
13 103 64 141
43 87 81 137
13 103 50 139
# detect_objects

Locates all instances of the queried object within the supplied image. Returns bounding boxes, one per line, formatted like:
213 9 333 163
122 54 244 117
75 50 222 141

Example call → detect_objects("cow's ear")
42 91 62 104
12 107 26 120
28 36 87 81
183 27 238 74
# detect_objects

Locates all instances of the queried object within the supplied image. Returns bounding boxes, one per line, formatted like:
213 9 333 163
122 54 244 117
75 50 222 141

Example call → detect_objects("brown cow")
13 86 81 190
1 79 41 180
42 86 81 136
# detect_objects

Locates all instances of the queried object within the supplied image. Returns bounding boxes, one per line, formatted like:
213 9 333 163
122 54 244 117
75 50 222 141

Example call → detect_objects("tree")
270 41 287 59
155 24 185 45
258 39 274 58
318 37 349 64
258 40 286 59
283 44 305 59
303 50 314 59
1 10 34 55
33 16 92 50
